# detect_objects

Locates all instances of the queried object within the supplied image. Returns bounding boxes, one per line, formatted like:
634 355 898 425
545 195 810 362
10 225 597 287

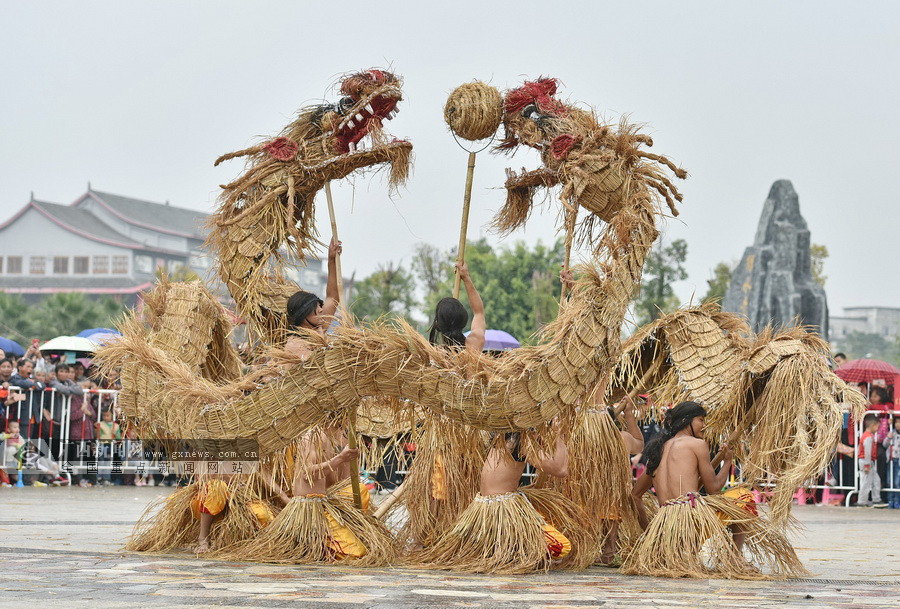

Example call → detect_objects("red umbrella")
834 358 900 385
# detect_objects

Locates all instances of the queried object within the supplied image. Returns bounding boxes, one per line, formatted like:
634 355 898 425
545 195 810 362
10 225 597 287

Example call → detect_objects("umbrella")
39 336 101 353
465 329 520 351
76 327 120 338
834 358 900 385
85 331 119 346
0 336 26 357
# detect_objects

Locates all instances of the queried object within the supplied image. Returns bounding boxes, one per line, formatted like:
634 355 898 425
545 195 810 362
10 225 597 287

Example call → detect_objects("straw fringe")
126 481 273 554
411 487 590 574
538 408 639 560
393 416 483 547
219 485 395 565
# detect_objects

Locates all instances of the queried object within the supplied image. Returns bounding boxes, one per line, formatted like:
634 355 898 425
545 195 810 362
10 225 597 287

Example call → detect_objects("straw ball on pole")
444 81 503 298
444 81 503 142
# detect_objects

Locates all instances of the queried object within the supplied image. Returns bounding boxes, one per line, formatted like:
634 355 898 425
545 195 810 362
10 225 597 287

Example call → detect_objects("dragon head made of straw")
208 68 413 344
494 77 686 250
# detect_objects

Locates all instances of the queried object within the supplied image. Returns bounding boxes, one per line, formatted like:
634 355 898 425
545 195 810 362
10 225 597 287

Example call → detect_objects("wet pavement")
1 486 898 608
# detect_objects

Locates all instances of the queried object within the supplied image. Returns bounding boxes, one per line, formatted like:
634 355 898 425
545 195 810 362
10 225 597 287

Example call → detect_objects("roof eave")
80 191 204 240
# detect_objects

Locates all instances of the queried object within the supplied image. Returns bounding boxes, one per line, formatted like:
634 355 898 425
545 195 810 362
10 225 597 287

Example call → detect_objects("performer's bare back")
652 436 709 503
480 444 528 495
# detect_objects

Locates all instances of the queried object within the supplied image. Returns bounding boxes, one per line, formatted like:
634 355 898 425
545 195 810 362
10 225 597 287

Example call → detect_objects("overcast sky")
2 1 897 314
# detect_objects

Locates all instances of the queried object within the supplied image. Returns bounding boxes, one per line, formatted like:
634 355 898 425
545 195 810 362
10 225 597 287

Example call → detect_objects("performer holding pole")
322 181 364 511
443 81 503 297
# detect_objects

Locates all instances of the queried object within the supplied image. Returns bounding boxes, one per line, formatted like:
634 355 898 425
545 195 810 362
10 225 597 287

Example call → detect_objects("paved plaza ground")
0 487 898 608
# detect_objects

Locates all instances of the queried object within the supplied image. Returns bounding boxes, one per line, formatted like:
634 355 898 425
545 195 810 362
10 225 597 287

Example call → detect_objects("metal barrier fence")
1 385 155 483
3 388 899 505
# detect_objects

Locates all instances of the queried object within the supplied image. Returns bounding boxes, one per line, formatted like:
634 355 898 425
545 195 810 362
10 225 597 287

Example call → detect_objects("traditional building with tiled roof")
0 186 333 306
0 187 212 305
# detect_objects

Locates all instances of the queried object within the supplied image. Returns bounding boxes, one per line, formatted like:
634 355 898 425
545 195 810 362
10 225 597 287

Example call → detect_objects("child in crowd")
95 409 121 486
19 439 69 486
884 416 900 509
69 379 98 487
858 413 887 507
1 420 25 486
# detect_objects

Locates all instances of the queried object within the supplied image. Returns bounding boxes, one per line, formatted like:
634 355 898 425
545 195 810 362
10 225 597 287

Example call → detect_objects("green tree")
411 243 452 311
702 262 733 304
840 331 900 364
350 262 416 322
412 238 565 343
0 291 35 344
810 243 828 287
29 293 127 339
635 238 688 324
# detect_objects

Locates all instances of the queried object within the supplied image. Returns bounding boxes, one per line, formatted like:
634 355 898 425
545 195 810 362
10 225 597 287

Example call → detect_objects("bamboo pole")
559 202 578 302
612 357 664 419
373 482 406 519
453 151 477 299
323 181 363 511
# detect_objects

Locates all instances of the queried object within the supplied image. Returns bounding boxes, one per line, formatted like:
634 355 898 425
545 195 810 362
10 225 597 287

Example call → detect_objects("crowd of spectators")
0 344 133 487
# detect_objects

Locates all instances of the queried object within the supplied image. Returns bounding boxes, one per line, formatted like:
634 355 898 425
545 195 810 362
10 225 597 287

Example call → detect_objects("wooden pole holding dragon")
560 201 578 302
324 181 363 511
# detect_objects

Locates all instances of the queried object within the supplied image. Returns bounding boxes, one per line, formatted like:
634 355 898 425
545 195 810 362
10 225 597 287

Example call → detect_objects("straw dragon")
208 69 412 343
99 76 862 529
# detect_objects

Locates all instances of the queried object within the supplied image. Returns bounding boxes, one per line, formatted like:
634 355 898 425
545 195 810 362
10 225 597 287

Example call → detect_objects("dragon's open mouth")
333 92 402 154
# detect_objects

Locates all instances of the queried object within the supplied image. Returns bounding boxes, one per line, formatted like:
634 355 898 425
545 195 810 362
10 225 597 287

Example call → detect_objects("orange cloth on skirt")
248 500 275 528
715 486 758 527
190 480 230 518
430 455 446 501
541 520 571 559
530 494 572 559
324 511 367 558
335 480 371 512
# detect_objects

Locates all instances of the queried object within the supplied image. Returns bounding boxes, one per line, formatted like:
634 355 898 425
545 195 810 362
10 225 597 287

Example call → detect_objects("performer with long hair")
398 261 486 548
622 401 807 579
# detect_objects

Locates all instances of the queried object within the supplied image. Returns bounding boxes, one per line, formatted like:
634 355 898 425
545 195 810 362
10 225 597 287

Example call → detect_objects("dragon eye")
522 104 540 120
336 96 355 114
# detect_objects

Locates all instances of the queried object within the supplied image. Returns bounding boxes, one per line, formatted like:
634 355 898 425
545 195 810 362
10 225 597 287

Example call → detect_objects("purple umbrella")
0 336 26 357
465 329 520 351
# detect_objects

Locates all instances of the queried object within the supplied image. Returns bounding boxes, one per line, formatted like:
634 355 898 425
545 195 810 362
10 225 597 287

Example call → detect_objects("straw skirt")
621 489 807 579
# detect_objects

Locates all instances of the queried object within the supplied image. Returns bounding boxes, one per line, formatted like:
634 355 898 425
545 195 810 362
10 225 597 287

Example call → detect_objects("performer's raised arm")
322 238 343 318
458 262 485 354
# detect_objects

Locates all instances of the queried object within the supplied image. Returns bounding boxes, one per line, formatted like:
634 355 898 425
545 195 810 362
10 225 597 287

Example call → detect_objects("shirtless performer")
621 401 806 579
399 261 486 549
220 238 394 564
414 430 591 574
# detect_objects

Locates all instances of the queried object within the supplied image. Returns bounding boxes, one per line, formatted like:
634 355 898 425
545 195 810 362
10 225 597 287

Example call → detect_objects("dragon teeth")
347 119 355 129
365 103 374 114
355 113 364 121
